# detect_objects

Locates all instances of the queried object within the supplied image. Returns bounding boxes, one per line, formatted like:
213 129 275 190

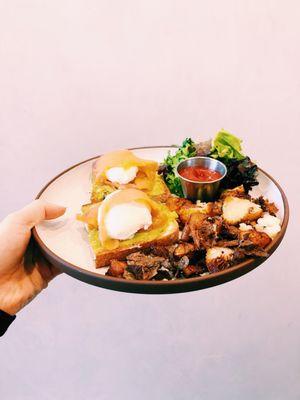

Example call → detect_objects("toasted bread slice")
78 197 179 268
91 173 170 203
222 196 262 225
93 220 179 267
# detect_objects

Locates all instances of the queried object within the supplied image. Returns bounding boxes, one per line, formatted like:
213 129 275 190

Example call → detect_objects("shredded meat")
177 207 203 224
233 247 268 259
186 214 223 249
207 201 223 216
220 186 250 200
127 252 166 268
206 257 232 273
183 264 204 277
181 223 191 242
188 213 206 248
125 252 167 280
177 255 190 270
240 230 271 248
166 196 206 224
166 195 223 224
216 239 240 247
232 248 247 261
106 260 126 278
153 265 174 280
255 196 279 216
166 196 193 213
220 223 240 239
103 185 279 282
174 242 195 258
243 248 269 257
125 264 159 280
150 245 176 259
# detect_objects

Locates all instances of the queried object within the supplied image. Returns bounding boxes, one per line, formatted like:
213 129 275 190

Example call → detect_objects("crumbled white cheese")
239 223 253 231
255 212 281 239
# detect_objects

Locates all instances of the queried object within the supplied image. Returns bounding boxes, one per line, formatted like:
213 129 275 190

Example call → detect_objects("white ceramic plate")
33 147 289 294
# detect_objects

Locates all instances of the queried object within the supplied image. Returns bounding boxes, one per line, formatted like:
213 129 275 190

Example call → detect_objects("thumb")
0 200 66 270
12 199 66 229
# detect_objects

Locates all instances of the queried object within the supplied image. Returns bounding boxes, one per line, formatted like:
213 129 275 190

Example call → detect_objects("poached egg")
105 166 138 185
92 149 158 190
98 189 153 243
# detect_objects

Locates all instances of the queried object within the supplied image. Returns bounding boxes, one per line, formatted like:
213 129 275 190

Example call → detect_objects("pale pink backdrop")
0 1 299 399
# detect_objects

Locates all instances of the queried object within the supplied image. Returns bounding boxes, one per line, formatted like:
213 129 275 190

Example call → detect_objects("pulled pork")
106 260 127 278
125 252 167 280
104 188 279 281
255 196 279 216
183 214 223 249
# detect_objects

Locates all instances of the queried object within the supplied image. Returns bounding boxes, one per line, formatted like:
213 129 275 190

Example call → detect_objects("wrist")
0 281 22 315
0 304 17 316
0 297 19 315
0 272 35 315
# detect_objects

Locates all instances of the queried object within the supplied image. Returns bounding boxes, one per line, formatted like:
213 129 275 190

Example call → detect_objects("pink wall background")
0 1 299 399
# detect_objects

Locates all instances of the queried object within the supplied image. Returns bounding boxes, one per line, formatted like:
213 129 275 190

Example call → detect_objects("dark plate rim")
32 146 289 290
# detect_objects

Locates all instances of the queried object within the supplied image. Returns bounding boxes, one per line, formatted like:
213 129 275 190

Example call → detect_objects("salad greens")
208 129 258 192
160 130 259 196
221 156 258 192
162 138 197 197
210 129 244 161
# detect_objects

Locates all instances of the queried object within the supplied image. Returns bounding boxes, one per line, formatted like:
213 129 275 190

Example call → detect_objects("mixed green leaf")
209 129 244 161
159 130 259 197
221 156 258 192
162 138 197 197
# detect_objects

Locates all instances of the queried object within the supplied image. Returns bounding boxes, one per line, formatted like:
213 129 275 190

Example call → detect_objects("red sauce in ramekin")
179 166 222 182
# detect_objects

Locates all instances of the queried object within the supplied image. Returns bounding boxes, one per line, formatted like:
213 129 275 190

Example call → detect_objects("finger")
11 199 66 229
0 201 66 265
